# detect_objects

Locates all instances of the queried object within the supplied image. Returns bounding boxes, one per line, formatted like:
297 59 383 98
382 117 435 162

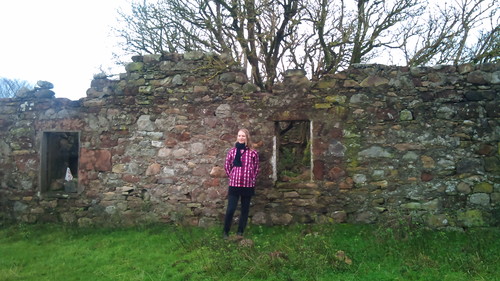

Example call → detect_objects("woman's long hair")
236 128 253 149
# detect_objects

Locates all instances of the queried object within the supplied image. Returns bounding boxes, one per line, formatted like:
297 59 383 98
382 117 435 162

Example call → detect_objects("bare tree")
350 0 424 65
403 0 498 66
114 0 303 91
463 3 499 64
113 0 499 89
290 0 423 77
0 77 33 98
296 0 354 78
467 26 499 63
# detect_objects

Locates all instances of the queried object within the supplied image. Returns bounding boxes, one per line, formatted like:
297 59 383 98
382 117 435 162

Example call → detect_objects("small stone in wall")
210 166 226 178
358 146 392 158
339 177 353 189
137 115 156 131
491 193 500 204
360 75 389 87
242 83 259 93
421 172 433 182
427 214 449 228
352 174 367 184
190 143 204 154
36 80 54 89
469 193 490 206
184 51 205 60
399 109 413 121
355 211 375 224
215 104 231 118
252 212 267 225
328 167 346 180
34 89 55 98
473 182 493 193
219 72 236 82
402 151 419 162
125 62 144 72
421 155 435 169
146 163 161 176
172 74 183 85
457 210 484 227
331 211 346 223
467 71 488 84
456 182 471 194
271 213 293 225
484 156 500 173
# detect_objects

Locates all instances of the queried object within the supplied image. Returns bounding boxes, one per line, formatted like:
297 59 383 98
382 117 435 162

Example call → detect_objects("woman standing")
223 129 260 239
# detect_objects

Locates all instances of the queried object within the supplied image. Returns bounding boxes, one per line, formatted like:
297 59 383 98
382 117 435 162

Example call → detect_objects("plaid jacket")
224 147 260 187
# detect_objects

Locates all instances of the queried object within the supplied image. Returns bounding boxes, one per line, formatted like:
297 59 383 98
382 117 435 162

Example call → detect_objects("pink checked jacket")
224 147 260 187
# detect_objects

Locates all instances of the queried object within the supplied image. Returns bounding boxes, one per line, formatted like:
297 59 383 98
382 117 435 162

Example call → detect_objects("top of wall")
3 51 499 104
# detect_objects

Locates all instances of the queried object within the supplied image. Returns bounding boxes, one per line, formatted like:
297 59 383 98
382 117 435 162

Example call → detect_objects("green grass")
0 222 499 281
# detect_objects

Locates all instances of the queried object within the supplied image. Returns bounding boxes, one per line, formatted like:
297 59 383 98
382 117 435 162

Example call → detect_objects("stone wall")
1 52 499 228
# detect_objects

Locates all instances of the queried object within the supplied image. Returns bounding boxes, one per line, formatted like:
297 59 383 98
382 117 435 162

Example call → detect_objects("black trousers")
223 193 252 235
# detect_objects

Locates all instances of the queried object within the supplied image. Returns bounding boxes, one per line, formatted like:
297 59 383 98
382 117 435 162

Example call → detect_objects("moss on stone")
343 127 362 169
126 62 144 72
315 80 336 89
473 182 493 193
314 103 332 109
325 95 346 104
457 209 484 227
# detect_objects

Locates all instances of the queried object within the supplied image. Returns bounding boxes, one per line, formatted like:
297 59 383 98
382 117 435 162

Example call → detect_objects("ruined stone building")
0 52 499 228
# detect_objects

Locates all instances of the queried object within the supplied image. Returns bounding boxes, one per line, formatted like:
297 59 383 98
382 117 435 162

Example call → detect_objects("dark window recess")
276 121 311 181
41 132 79 193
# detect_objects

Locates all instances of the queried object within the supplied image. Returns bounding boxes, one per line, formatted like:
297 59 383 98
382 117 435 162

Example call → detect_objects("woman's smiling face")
237 130 247 144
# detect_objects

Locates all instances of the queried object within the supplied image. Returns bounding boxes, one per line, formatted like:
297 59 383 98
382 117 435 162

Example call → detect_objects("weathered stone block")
325 95 347 104
215 104 231 118
252 211 268 225
284 191 300 198
271 213 293 225
491 193 500 204
184 51 204 60
427 214 449 227
125 62 144 72
473 182 493 193
467 71 489 84
34 89 55 98
358 146 392 158
146 163 161 176
457 182 471 194
360 75 389 87
315 80 336 89
210 166 226 178
469 193 490 206
484 156 500 174
457 209 484 227
355 211 375 223
343 80 360 88
80 148 112 172
143 54 162 63
457 158 484 174
399 109 413 121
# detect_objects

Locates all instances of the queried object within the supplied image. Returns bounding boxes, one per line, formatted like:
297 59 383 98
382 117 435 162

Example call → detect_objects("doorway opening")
274 121 312 182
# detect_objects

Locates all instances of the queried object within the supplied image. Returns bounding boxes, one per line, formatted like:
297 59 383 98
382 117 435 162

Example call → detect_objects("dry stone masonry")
0 52 499 228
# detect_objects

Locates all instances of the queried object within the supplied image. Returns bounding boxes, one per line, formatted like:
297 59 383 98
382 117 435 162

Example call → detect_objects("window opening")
275 121 312 182
41 132 79 193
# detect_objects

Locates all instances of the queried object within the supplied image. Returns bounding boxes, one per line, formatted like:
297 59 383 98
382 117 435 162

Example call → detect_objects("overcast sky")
0 0 130 100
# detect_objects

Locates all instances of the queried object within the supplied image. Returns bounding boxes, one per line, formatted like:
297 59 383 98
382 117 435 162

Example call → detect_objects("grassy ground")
0 222 499 281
